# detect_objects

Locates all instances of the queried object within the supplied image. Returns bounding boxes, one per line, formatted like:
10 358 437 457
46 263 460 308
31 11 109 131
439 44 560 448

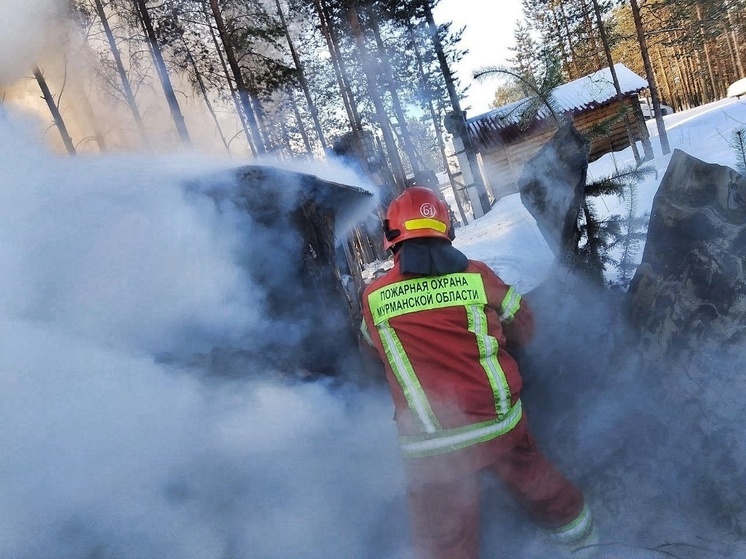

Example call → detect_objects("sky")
433 0 526 117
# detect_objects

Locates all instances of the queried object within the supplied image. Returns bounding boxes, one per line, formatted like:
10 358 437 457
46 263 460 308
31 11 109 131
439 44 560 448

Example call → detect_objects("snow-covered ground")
452 96 746 291
1 97 745 559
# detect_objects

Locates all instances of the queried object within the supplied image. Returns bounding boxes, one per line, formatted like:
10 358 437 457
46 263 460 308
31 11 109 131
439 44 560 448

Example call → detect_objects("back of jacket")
362 258 534 457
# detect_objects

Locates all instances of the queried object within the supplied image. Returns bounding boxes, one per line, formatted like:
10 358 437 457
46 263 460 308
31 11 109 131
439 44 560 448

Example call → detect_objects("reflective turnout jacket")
361 259 534 462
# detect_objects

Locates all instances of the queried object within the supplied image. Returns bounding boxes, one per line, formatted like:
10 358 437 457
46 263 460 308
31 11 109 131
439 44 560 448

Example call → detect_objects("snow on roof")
467 64 648 135
727 77 746 98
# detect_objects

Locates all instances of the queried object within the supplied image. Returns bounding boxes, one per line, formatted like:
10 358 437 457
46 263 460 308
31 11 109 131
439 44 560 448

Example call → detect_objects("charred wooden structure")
184 165 373 380
517 124 590 263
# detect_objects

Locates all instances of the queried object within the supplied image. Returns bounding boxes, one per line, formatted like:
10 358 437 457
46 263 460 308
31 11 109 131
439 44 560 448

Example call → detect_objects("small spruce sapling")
729 127 746 174
583 165 655 287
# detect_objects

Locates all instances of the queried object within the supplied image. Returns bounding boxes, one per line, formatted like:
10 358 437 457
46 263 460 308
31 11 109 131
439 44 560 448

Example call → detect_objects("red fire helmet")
383 186 452 251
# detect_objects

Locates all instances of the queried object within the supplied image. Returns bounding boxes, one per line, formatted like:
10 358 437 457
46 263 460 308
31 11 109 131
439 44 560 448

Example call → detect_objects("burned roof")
467 64 648 147
190 164 373 228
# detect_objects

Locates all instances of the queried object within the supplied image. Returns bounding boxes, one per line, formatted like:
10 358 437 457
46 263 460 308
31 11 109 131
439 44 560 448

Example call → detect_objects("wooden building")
467 64 651 199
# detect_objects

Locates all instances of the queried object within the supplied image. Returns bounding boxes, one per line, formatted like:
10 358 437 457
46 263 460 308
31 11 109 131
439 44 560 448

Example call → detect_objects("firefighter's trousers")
406 425 587 559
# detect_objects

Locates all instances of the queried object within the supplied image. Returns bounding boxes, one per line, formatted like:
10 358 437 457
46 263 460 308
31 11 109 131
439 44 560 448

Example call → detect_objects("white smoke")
509 269 746 558
0 0 64 87
0 109 406 559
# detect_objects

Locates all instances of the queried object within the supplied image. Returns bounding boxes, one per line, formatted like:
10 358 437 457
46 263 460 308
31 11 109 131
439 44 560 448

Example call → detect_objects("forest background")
1 0 743 199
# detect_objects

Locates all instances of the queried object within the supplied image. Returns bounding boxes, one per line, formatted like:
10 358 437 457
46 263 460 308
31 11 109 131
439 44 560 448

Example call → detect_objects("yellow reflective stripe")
378 321 441 433
360 320 374 346
400 400 523 457
368 273 487 325
404 218 448 233
467 304 511 417
548 504 593 543
499 287 522 323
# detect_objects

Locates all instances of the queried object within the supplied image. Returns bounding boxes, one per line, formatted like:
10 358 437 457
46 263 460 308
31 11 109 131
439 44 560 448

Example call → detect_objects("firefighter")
360 186 595 559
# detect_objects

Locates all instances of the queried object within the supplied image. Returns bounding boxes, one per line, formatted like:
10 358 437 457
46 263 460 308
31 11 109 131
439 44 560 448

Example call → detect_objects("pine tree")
508 21 542 97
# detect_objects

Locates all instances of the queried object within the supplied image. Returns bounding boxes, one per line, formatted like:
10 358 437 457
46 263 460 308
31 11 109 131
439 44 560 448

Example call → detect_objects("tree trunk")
347 3 407 192
693 50 709 102
409 24 468 225
208 0 266 154
655 46 674 107
34 66 76 155
423 0 491 214
369 15 424 175
728 8 745 78
75 82 107 152
93 0 149 146
202 4 255 155
313 0 361 131
544 4 573 78
695 2 718 100
555 0 580 78
579 0 603 69
674 36 700 108
133 0 191 148
723 23 741 84
181 37 230 154
629 0 670 155
246 73 273 153
288 88 313 156
590 0 646 163
275 0 327 150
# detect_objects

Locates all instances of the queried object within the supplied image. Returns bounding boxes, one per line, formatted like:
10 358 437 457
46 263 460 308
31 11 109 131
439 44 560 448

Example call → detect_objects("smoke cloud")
0 0 63 87
0 109 407 558
509 266 746 558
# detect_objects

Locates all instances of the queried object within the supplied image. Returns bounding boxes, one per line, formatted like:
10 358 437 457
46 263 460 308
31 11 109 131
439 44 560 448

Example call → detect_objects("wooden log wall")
479 96 648 199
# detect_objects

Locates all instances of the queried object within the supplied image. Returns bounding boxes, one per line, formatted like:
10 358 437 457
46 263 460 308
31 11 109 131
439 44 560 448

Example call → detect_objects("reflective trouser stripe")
399 400 523 458
378 320 441 433
499 287 522 322
467 304 511 417
548 503 593 543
